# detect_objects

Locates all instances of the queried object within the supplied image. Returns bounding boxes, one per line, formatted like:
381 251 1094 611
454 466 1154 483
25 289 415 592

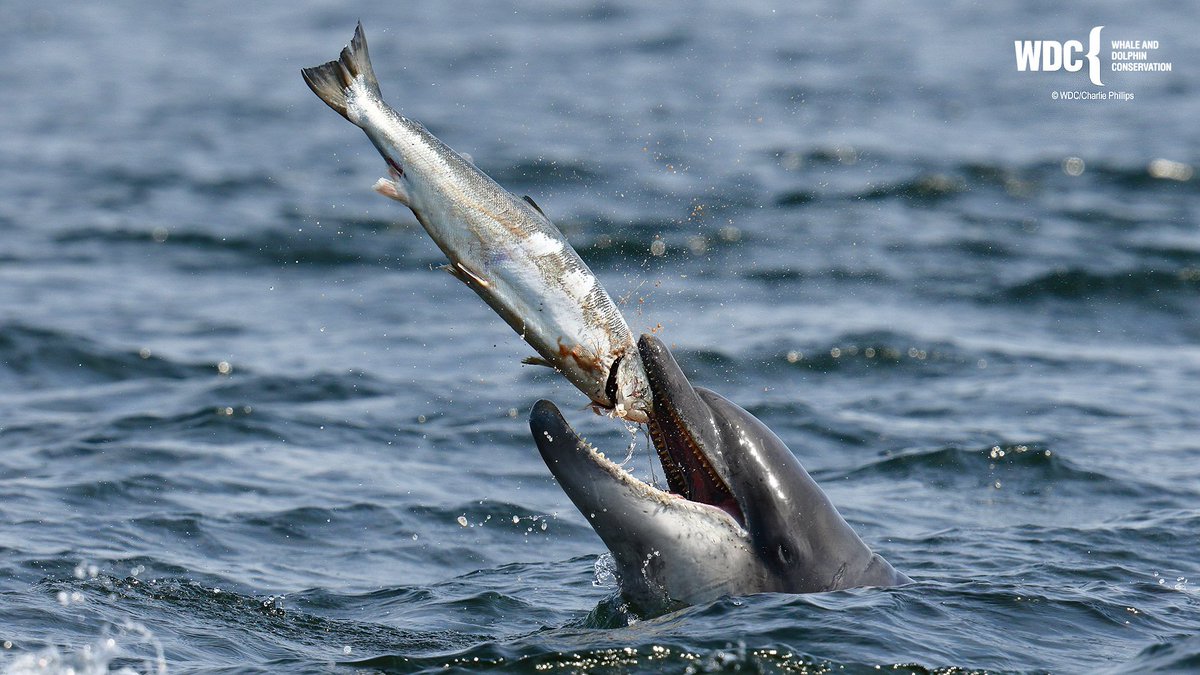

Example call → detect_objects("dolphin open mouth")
530 335 746 529
639 336 745 525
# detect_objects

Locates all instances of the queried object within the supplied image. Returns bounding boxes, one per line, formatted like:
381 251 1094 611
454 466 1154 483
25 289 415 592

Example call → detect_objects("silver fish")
302 23 650 422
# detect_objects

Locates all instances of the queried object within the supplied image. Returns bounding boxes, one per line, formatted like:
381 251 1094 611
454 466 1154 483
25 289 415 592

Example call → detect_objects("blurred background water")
2 1 1198 673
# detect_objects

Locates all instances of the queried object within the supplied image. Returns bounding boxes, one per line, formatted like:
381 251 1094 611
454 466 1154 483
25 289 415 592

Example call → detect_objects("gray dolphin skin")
531 335 910 615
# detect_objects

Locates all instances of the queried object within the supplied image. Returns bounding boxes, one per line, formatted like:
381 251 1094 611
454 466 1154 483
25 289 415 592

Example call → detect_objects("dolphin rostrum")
530 335 909 615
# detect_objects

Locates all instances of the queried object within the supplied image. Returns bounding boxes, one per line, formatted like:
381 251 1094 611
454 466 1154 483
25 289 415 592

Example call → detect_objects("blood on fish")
557 340 605 375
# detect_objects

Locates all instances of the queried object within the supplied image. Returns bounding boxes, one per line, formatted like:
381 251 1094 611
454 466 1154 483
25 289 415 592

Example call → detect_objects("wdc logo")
1015 26 1104 86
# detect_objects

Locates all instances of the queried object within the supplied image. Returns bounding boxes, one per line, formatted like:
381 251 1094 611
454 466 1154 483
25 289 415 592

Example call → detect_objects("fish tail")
301 21 381 122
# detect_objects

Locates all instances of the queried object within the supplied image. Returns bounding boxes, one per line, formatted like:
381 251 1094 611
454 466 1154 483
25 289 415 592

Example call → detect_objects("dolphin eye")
777 544 793 565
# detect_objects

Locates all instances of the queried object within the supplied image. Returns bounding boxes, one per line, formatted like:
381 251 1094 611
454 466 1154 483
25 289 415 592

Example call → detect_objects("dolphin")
530 334 909 615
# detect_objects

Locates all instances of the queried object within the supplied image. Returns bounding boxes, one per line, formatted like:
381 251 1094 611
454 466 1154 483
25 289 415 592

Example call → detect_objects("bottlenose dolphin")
530 335 909 615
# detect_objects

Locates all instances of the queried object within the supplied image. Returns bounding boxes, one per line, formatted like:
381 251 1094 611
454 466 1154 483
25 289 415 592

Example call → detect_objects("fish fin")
442 260 491 288
522 195 547 217
521 356 555 368
453 261 491 288
373 177 410 205
301 22 381 123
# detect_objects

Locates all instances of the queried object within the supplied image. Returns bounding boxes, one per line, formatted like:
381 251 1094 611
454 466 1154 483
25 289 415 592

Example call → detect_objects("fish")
302 23 650 422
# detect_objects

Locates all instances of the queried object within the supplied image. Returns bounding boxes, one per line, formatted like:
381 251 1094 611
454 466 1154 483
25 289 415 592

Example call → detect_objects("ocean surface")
2 1 1199 673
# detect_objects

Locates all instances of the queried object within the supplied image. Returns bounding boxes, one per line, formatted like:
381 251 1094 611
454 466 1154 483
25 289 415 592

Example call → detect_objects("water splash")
593 553 619 588
2 621 166 675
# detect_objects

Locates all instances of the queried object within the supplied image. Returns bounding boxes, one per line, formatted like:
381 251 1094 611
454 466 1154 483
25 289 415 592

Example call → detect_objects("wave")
68 162 284 212
52 220 434 270
1116 635 1200 673
858 173 968 203
236 503 400 539
489 157 604 189
742 267 888 285
0 323 211 387
842 443 1193 503
568 215 748 267
210 370 389 404
849 442 1063 478
771 331 970 376
55 575 487 665
772 172 968 207
409 501 588 538
766 152 1197 214
1002 268 1200 302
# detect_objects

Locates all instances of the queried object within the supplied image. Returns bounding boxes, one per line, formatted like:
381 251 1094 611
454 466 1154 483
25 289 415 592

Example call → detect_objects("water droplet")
1148 158 1193 182
1062 156 1085 176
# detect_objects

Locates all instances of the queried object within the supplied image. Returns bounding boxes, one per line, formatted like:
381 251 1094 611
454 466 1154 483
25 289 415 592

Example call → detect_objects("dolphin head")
530 335 908 615
529 398 766 614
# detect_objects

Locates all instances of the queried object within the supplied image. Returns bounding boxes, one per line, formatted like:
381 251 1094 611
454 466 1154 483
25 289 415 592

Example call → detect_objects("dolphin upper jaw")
637 335 745 524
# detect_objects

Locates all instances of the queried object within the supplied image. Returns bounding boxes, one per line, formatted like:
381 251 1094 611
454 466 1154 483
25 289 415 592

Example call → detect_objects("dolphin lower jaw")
529 399 758 611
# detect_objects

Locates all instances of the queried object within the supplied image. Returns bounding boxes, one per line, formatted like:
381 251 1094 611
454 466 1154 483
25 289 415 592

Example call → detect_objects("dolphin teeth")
649 390 738 514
